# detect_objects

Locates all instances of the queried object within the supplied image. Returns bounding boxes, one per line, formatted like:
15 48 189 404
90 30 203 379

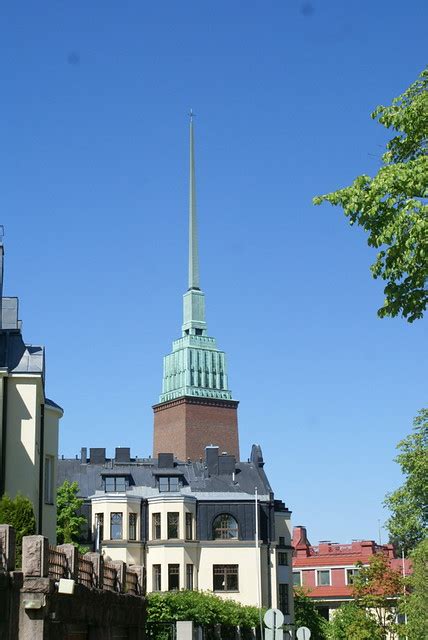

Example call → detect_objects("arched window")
212 514 239 540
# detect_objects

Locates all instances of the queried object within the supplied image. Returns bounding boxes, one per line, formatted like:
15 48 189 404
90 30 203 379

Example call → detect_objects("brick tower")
153 115 240 461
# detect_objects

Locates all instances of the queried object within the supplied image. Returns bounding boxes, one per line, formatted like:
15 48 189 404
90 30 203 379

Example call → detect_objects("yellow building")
0 238 63 542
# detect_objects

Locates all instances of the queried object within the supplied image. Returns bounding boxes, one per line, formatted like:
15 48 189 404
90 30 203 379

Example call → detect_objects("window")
153 564 161 591
278 552 288 566
110 513 123 540
212 514 238 540
213 565 238 592
159 476 180 492
167 512 179 539
129 513 137 541
95 513 104 547
44 455 54 504
186 564 194 590
278 536 285 546
278 584 289 615
185 512 193 540
152 512 161 539
346 568 360 585
104 476 127 492
168 564 180 590
292 571 301 587
317 570 331 586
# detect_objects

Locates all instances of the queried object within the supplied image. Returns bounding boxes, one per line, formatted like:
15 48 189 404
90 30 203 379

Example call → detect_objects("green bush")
0 493 36 567
146 590 261 632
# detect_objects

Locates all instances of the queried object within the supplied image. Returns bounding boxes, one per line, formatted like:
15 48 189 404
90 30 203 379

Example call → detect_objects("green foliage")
146 590 261 628
384 409 428 553
294 588 328 640
327 602 382 640
352 553 403 638
400 538 428 640
56 480 87 550
0 493 36 567
314 66 428 322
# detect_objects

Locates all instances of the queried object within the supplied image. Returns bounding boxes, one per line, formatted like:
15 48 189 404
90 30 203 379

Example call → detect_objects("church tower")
153 116 240 461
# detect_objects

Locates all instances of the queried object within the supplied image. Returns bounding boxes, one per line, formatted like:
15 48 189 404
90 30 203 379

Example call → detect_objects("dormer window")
104 476 128 492
159 476 180 492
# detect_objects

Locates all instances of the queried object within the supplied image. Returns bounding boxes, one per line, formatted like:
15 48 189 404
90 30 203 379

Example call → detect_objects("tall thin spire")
188 111 200 290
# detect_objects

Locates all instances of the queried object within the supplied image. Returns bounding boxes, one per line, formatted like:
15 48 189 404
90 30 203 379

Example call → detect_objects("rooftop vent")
158 453 174 468
90 448 106 464
115 447 130 463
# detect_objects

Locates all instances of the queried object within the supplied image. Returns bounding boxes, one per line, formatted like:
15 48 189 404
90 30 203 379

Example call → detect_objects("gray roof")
0 330 44 375
57 452 275 503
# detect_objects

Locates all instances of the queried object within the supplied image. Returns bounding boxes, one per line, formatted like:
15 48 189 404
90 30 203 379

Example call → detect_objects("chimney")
158 453 174 468
115 447 131 463
89 448 106 464
81 447 87 464
205 445 219 475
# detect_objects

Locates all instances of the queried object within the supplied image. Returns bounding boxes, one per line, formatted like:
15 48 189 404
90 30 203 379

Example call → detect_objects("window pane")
317 570 330 586
186 513 193 540
213 565 238 592
153 565 161 591
278 552 288 566
105 477 115 491
95 513 104 546
169 477 179 491
44 456 54 504
213 514 238 540
110 513 123 540
115 477 126 492
129 513 137 540
168 564 180 590
153 512 161 540
279 584 289 615
292 572 301 586
186 564 193 590
167 512 179 539
159 477 169 492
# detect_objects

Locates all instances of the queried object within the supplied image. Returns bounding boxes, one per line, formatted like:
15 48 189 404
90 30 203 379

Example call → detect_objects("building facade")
58 444 294 622
292 525 411 620
58 118 294 626
0 237 63 542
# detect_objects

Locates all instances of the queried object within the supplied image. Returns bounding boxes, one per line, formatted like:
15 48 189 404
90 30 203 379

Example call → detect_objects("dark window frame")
129 512 137 541
153 564 161 591
104 476 128 492
159 476 180 492
278 552 288 566
213 564 239 592
168 564 180 590
185 512 193 540
186 564 194 590
167 512 179 539
212 514 239 540
110 512 123 540
278 583 290 615
152 512 161 540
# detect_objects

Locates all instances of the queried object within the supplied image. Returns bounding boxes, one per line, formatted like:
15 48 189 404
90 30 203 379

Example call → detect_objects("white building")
0 237 63 542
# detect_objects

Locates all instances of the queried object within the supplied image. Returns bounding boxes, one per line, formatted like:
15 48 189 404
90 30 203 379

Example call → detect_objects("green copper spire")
188 111 199 290
159 115 233 403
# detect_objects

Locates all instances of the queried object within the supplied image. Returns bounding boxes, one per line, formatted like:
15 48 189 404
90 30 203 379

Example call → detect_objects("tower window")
195 328 203 335
212 514 239 540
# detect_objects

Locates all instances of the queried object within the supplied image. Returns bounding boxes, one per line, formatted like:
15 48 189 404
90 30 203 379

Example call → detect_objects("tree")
352 553 404 639
56 480 87 548
384 408 428 553
400 538 428 640
294 588 328 640
314 66 428 322
327 602 382 640
0 493 36 567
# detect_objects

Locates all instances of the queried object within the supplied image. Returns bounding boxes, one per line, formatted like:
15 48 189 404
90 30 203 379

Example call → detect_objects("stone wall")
0 525 146 640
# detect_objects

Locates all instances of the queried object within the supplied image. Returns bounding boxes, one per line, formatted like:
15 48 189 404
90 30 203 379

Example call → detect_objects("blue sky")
1 1 426 544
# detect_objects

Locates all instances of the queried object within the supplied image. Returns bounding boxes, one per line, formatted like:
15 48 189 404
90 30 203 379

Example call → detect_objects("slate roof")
57 452 275 503
0 330 44 375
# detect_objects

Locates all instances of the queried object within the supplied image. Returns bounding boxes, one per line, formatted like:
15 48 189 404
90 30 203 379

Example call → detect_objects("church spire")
188 111 200 290
182 113 206 336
